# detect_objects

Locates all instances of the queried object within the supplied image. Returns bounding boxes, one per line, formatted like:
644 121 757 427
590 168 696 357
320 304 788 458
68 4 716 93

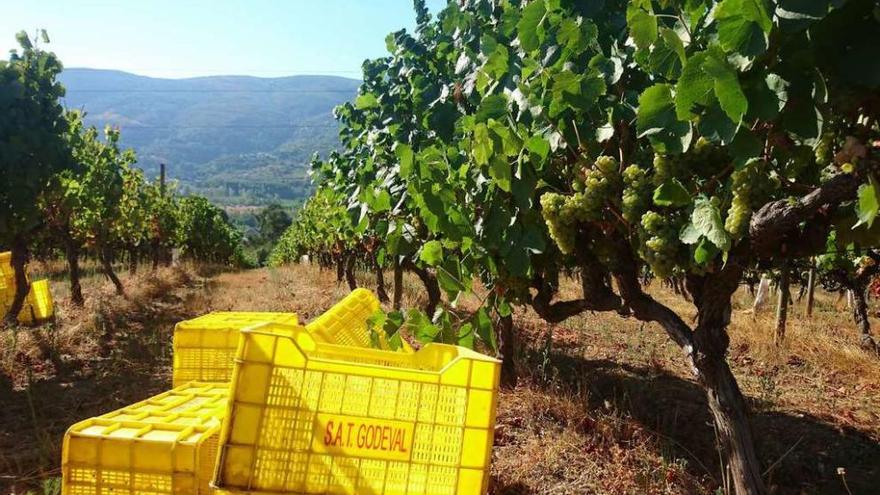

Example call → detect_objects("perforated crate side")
62 383 227 495
172 313 298 386
213 323 500 495
62 421 220 495
304 288 379 348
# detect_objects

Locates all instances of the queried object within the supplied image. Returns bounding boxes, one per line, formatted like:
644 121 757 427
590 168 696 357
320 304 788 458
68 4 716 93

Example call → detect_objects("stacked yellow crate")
62 288 501 495
0 251 54 324
172 312 299 386
172 288 409 387
0 251 17 313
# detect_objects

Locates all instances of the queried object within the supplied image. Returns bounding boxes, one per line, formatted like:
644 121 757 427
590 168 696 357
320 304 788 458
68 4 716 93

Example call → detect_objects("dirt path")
2 264 879 494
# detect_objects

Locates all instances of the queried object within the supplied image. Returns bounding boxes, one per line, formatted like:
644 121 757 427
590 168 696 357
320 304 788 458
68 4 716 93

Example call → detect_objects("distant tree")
177 196 244 265
0 31 71 323
41 112 89 305
256 203 292 243
68 123 134 295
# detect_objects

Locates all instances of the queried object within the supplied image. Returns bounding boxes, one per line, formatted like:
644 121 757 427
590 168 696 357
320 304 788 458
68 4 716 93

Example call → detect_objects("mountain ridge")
58 68 360 205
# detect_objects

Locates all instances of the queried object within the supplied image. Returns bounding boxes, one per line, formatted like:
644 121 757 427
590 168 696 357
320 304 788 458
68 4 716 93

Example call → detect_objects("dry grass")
1 262 879 494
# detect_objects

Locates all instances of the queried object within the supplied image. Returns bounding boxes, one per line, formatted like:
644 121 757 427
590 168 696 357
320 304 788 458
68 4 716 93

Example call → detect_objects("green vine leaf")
715 0 773 57
517 0 546 52
420 240 443 266
692 197 732 251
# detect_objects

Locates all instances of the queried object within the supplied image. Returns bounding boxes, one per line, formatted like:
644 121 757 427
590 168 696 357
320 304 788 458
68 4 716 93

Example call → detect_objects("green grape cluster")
652 154 677 185
639 210 679 278
572 155 621 220
541 192 577 254
542 156 622 254
595 155 619 175
622 164 651 223
724 160 776 239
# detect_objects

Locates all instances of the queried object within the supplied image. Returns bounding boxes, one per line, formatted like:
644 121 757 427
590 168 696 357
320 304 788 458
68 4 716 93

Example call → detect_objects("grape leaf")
526 135 550 159
473 123 493 165
648 28 686 79
627 3 658 49
855 178 880 229
395 143 414 176
692 198 731 251
675 52 713 120
702 52 748 124
406 309 440 343
517 0 546 52
355 93 379 109
474 307 497 352
638 84 678 135
729 129 763 166
489 156 512 193
457 323 475 349
637 83 692 153
420 240 444 266
653 179 691 207
476 94 508 122
694 237 720 264
680 223 702 244
715 0 772 57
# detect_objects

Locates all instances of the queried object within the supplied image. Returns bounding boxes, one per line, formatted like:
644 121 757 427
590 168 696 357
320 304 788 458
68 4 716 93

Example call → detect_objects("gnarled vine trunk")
5 238 31 325
66 238 84 307
101 245 125 296
497 313 517 388
695 350 766 495
689 264 766 495
373 254 389 303
615 248 767 495
151 240 161 271
344 253 357 291
774 259 791 345
403 260 440 316
831 254 880 352
851 286 878 353
128 247 139 276
335 255 344 283
393 257 403 311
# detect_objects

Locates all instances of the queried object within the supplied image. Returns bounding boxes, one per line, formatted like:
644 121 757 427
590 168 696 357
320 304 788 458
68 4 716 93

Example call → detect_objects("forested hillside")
59 68 360 204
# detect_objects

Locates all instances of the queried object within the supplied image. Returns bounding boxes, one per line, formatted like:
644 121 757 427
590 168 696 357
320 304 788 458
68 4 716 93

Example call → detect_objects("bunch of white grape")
622 164 652 223
725 160 776 239
639 210 679 278
541 192 577 254
541 156 622 254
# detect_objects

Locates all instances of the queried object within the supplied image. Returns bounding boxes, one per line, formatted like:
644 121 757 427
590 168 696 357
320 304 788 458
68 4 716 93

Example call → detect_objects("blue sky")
1 0 447 79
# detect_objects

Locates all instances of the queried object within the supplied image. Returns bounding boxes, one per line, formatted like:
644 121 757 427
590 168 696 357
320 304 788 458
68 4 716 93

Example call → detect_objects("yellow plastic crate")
172 312 299 387
18 279 54 324
0 251 11 273
62 382 228 495
305 288 412 352
212 323 501 495
0 278 53 325
305 288 380 348
100 381 228 427
0 255 26 282
0 278 9 304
